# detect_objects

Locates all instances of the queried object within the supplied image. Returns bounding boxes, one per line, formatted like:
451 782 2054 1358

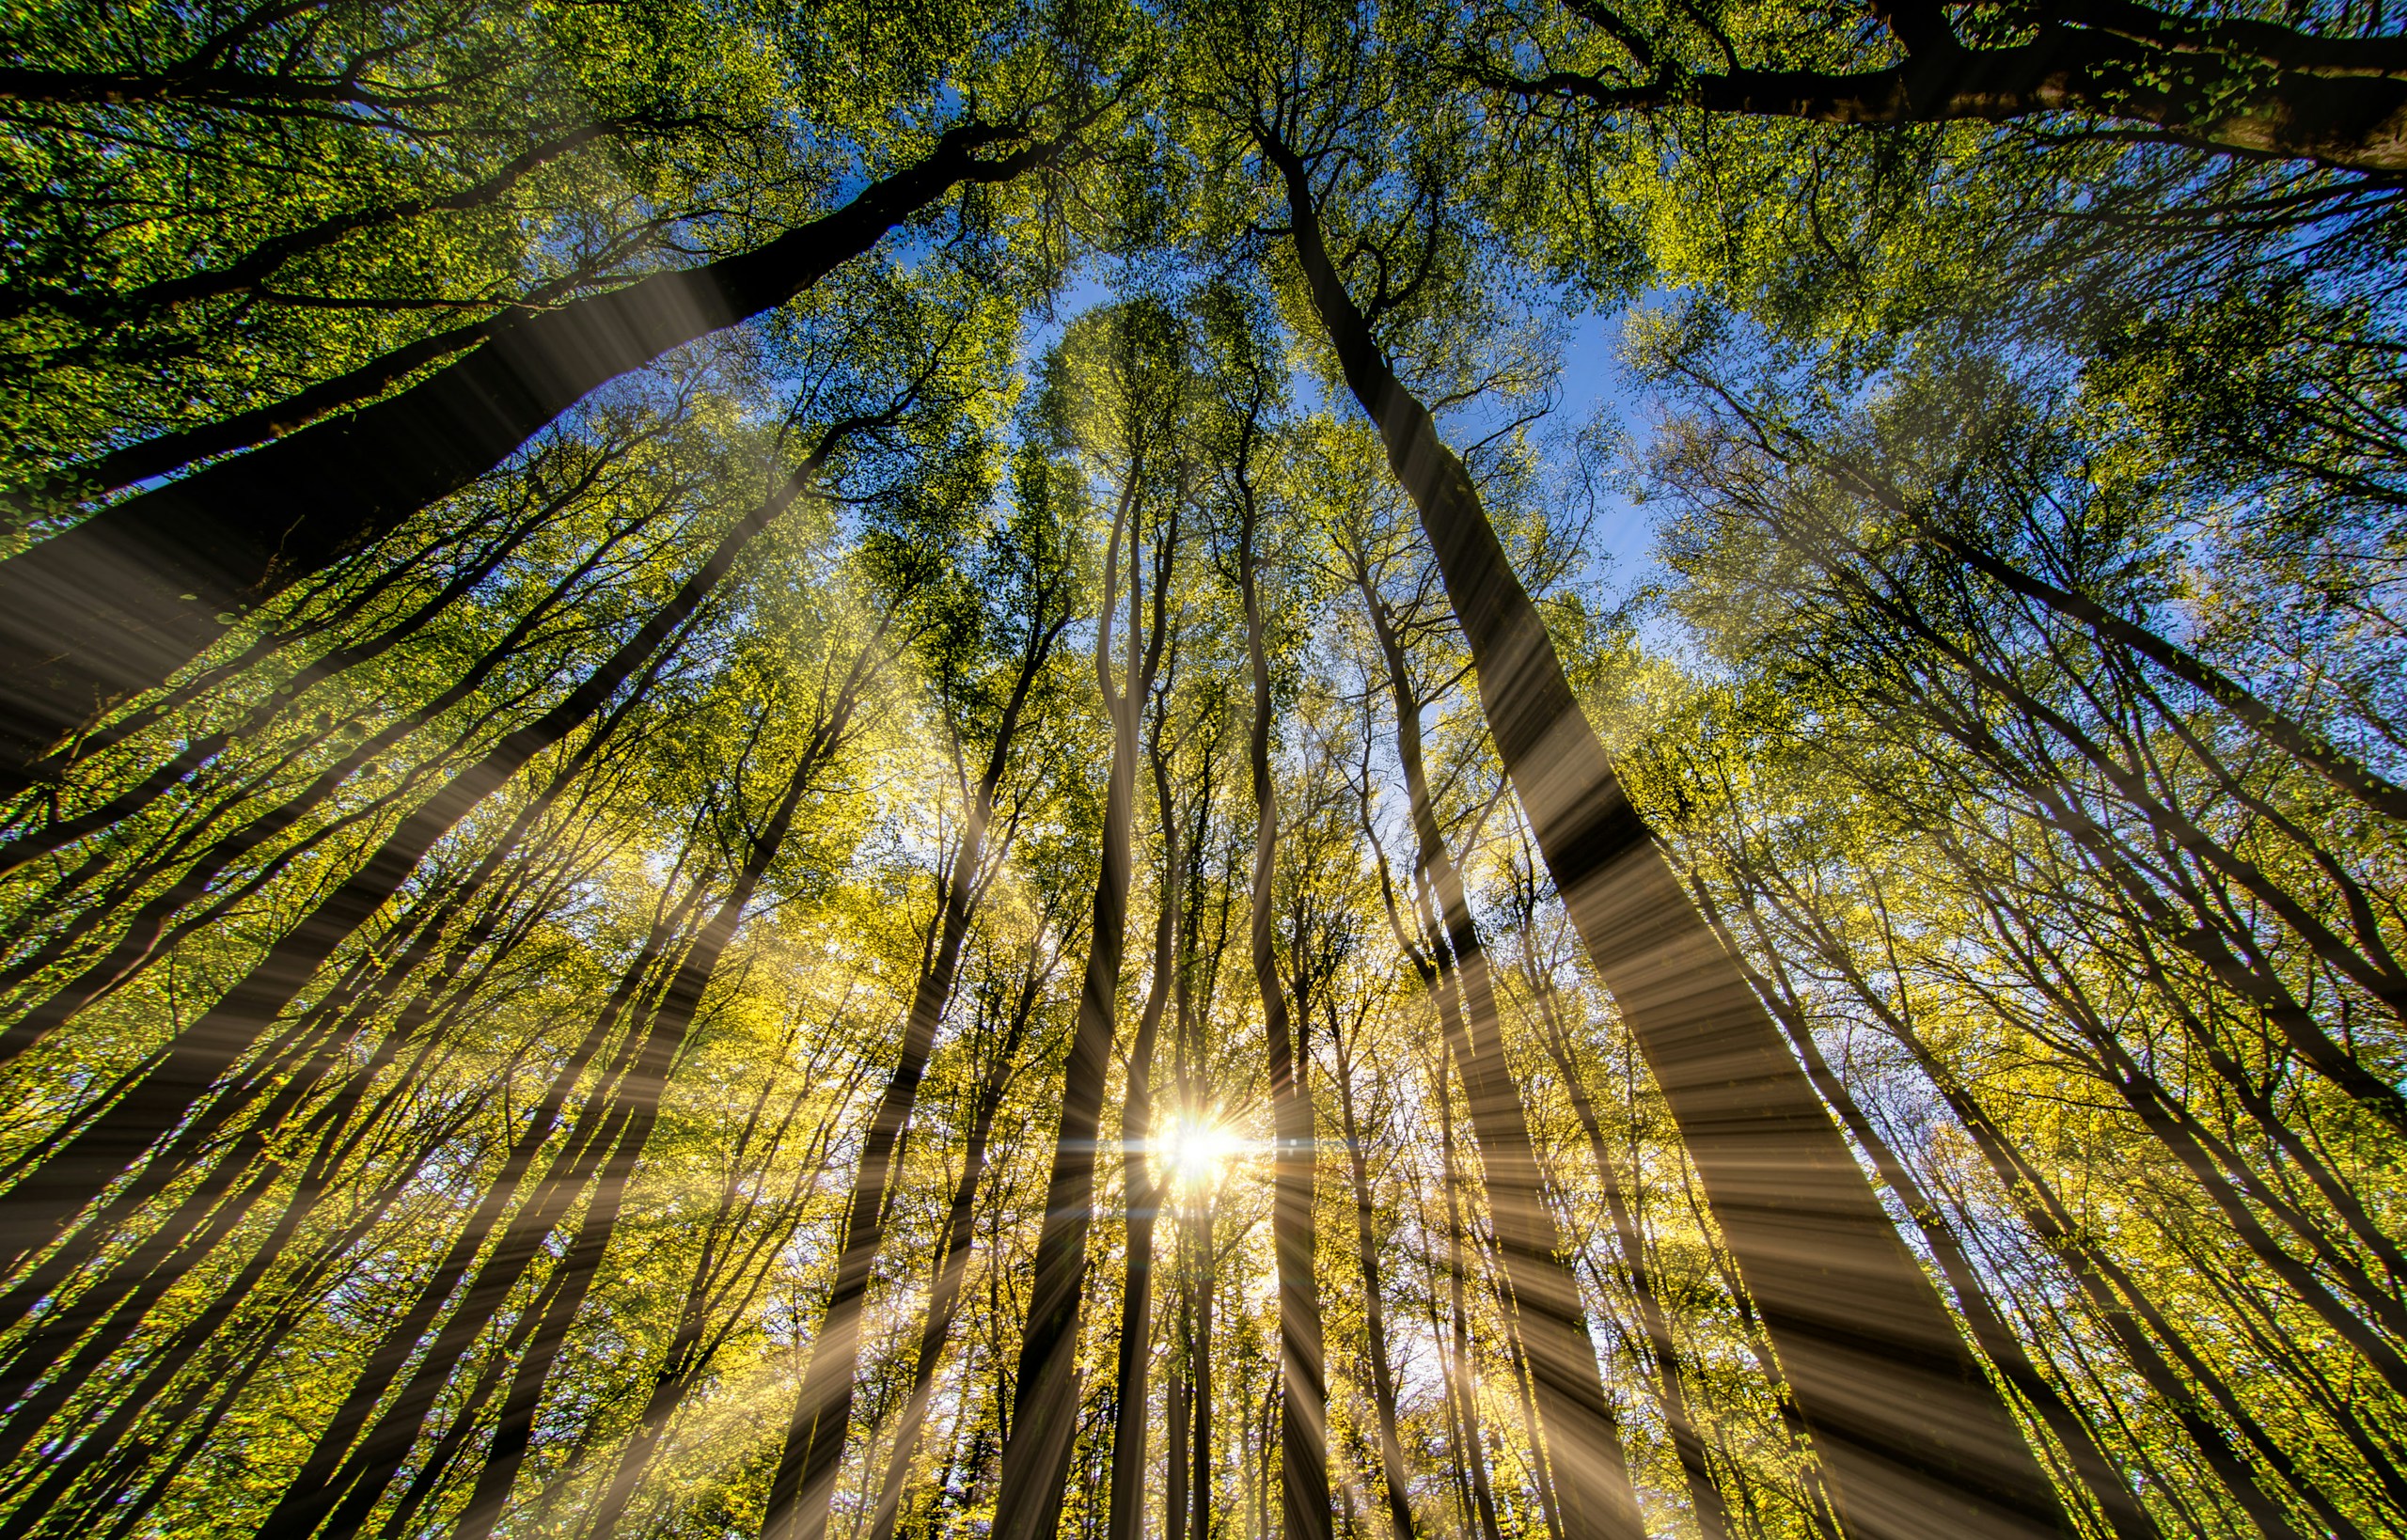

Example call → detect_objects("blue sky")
1553 304 1664 602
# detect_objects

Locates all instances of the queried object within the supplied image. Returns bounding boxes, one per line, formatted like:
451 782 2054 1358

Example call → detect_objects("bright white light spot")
1156 1112 1247 1197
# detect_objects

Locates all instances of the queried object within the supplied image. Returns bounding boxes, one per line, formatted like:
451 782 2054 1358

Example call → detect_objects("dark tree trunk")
1166 1289 1191 1540
262 680 862 1540
992 466 1171 1540
763 594 1064 1540
858 951 1051 1540
1327 1020 1417 1540
1108 699 1182 1540
1436 1069 1507 1540
1504 2 2407 174
1504 890 1733 1540
1190 1192 1217 1540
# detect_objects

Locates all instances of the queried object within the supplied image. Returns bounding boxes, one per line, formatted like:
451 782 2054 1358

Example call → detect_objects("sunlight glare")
1156 1112 1247 1197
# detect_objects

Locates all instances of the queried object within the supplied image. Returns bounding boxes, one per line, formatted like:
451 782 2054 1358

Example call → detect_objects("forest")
0 1 2399 1538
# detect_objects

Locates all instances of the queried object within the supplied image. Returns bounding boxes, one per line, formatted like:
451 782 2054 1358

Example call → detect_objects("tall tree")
1237 50 2078 1535
1107 631 1186 1540
1329 462 1646 1540
1207 288 1335 1540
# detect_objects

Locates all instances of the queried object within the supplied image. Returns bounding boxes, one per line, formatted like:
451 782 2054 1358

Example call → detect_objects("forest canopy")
0 3 2399 1540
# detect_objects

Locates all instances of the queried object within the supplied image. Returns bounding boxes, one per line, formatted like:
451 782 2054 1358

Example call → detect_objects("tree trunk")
1237 475 1331 1540
1328 1022 1417 1540
765 598 1063 1540
1354 576 1641 1540
1437 1066 1506 1540
992 464 1168 1540
858 950 1050 1540
1109 703 1182 1540
255 662 871 1540
1167 1286 1191 1540
1191 1194 1217 1540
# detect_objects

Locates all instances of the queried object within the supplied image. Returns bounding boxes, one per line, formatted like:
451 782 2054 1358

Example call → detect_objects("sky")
1552 304 1666 601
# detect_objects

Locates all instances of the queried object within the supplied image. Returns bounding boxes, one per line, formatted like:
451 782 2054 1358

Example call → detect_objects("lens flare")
1155 1112 1247 1196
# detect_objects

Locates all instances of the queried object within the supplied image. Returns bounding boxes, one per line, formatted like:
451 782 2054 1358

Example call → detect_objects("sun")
1155 1112 1247 1197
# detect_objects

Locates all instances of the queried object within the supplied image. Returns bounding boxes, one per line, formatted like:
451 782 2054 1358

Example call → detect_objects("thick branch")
1502 4 2407 173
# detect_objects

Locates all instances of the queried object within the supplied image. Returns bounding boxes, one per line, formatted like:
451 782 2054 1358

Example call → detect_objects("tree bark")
1108 695 1182 1540
991 456 1169 1540
1327 1020 1418 1540
1236 464 1332 1540
858 950 1051 1540
1436 1066 1507 1540
1500 0 2407 173
1352 574 1642 1540
263 674 864 1540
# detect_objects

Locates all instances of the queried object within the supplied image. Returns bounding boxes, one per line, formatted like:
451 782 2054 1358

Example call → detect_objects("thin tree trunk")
1437 1065 1506 1540
1353 577 1640 1540
1109 698 1183 1540
1328 1023 1417 1540
0 443 593 880
992 460 1167 1540
1167 1276 1191 1540
1236 470 1331 1540
1191 1195 1217 1540
257 657 874 1540
858 951 1050 1540
1839 550 2407 1091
